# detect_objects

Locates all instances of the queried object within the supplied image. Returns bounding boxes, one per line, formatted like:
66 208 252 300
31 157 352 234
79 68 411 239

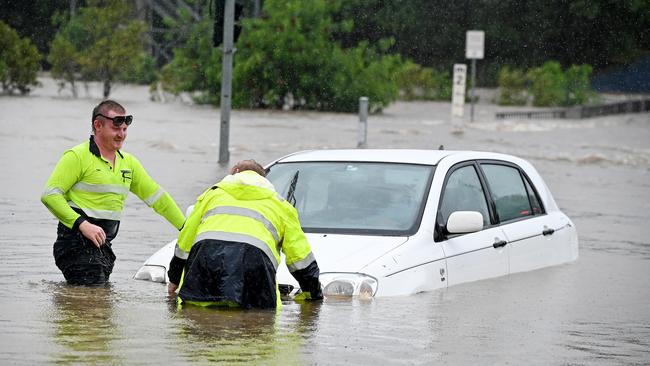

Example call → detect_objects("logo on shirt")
121 169 132 182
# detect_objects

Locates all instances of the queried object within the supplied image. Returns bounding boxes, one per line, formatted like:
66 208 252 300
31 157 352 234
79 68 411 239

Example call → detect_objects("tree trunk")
103 79 111 98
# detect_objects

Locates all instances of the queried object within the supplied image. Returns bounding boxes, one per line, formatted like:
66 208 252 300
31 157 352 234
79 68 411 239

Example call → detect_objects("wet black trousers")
53 223 116 285
179 240 277 309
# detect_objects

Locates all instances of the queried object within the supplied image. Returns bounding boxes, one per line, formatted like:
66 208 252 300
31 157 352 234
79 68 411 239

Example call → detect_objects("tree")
0 21 41 94
233 0 403 112
48 0 148 97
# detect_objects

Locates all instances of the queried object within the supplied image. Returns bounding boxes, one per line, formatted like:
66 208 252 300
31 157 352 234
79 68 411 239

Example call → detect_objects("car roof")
274 149 455 165
272 149 527 166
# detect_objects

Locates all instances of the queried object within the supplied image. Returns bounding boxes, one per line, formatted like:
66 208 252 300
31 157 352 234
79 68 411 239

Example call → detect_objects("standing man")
41 100 186 285
167 159 323 309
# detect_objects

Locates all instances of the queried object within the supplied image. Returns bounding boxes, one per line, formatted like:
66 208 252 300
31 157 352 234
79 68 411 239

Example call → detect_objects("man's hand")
167 282 179 295
78 221 106 248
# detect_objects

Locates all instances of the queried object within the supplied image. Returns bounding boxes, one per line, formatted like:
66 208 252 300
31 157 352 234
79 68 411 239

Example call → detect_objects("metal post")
470 58 476 122
357 97 368 148
218 0 235 164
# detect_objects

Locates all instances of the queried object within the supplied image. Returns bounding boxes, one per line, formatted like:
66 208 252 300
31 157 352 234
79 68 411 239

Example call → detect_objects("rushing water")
1 78 649 365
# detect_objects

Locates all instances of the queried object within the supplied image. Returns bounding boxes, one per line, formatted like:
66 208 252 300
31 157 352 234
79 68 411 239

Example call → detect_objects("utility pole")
219 0 235 164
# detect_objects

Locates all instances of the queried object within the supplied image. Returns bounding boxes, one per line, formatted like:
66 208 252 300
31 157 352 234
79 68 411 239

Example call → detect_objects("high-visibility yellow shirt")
41 136 185 230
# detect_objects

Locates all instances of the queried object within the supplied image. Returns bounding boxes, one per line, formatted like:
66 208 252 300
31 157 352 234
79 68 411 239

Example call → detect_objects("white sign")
466 30 485 59
451 64 467 117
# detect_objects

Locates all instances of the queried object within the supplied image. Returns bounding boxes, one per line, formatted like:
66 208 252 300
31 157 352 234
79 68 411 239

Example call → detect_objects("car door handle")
493 239 508 248
542 227 555 236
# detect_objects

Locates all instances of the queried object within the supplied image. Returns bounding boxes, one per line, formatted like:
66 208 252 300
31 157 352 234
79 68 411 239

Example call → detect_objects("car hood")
277 233 408 284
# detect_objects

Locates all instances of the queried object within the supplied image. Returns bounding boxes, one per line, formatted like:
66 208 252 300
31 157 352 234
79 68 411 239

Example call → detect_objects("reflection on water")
49 284 122 365
172 301 321 364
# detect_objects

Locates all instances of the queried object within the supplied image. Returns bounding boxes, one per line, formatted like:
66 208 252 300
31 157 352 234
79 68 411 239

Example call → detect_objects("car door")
479 162 567 274
436 162 509 287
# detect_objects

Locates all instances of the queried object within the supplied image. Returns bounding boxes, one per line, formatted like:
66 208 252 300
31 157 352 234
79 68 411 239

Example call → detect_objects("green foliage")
232 0 403 112
527 61 567 107
0 21 42 94
395 61 452 101
337 0 650 85
157 8 222 103
565 64 595 106
497 66 528 106
47 33 80 96
121 54 158 85
498 61 596 106
47 0 149 97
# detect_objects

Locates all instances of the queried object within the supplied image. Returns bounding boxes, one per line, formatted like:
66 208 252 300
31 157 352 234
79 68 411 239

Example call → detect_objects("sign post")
451 64 467 132
465 30 484 123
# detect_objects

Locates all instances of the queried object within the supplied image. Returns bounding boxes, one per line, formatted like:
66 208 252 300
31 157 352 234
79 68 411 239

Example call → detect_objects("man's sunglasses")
94 113 133 126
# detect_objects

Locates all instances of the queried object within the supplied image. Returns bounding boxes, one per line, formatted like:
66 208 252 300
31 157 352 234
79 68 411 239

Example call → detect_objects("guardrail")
496 99 650 120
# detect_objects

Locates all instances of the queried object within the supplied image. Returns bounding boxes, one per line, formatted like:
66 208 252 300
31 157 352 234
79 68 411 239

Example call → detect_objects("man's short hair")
231 159 266 177
91 100 125 132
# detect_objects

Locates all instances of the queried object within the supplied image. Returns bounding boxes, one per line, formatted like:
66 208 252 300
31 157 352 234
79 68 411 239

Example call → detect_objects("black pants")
179 240 277 309
53 223 116 285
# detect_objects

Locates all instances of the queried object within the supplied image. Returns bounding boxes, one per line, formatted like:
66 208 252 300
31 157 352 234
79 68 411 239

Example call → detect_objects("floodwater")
1 77 649 365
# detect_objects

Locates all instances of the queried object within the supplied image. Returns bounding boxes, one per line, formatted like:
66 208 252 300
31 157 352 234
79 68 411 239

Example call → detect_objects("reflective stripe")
174 243 189 259
144 188 164 206
194 231 279 270
68 201 122 221
42 187 64 197
287 252 315 272
275 194 285 202
72 182 129 195
202 206 280 244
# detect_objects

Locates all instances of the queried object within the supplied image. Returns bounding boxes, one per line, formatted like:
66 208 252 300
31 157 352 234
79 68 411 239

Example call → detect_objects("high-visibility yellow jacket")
173 171 321 308
41 136 185 231
175 171 315 274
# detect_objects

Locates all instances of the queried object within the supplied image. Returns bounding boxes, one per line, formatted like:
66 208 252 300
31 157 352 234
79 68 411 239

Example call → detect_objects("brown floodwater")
1 78 649 364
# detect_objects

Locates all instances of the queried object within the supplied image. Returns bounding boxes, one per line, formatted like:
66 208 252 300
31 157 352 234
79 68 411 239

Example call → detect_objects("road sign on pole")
466 30 484 122
452 64 467 118
465 30 485 59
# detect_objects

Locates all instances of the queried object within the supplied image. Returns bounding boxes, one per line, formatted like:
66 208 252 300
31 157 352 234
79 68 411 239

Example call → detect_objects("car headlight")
320 273 378 298
134 265 167 283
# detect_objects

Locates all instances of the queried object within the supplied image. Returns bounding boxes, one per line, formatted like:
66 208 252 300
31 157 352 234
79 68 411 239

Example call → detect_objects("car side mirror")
446 211 483 234
185 205 194 217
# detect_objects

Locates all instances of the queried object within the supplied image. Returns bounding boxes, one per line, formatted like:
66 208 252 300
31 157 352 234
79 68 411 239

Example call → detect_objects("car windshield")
266 161 434 235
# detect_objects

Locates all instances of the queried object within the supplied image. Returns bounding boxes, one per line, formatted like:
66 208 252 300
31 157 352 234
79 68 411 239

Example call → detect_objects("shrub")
527 61 567 107
395 61 452 101
232 0 403 112
565 64 595 106
157 8 222 104
0 21 42 95
158 0 437 112
497 66 528 106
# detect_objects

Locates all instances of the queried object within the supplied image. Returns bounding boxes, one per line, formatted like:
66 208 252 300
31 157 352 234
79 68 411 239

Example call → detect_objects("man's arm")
41 151 107 247
282 206 323 300
167 188 213 293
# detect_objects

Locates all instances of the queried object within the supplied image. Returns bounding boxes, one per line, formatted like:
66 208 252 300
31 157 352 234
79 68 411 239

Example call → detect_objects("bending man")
167 159 322 309
41 100 185 285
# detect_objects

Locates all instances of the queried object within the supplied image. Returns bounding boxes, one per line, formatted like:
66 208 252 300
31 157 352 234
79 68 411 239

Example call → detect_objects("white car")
135 149 579 298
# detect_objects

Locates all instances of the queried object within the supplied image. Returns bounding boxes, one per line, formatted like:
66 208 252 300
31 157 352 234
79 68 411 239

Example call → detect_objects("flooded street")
1 78 649 364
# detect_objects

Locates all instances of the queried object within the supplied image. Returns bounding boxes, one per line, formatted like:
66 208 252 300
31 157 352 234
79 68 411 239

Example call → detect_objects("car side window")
481 164 534 222
439 165 490 227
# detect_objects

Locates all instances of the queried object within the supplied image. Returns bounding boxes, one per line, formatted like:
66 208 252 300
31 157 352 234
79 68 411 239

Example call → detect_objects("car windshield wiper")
286 170 299 207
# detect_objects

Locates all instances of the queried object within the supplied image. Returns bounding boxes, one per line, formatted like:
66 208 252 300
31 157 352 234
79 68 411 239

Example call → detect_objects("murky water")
1 78 649 364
